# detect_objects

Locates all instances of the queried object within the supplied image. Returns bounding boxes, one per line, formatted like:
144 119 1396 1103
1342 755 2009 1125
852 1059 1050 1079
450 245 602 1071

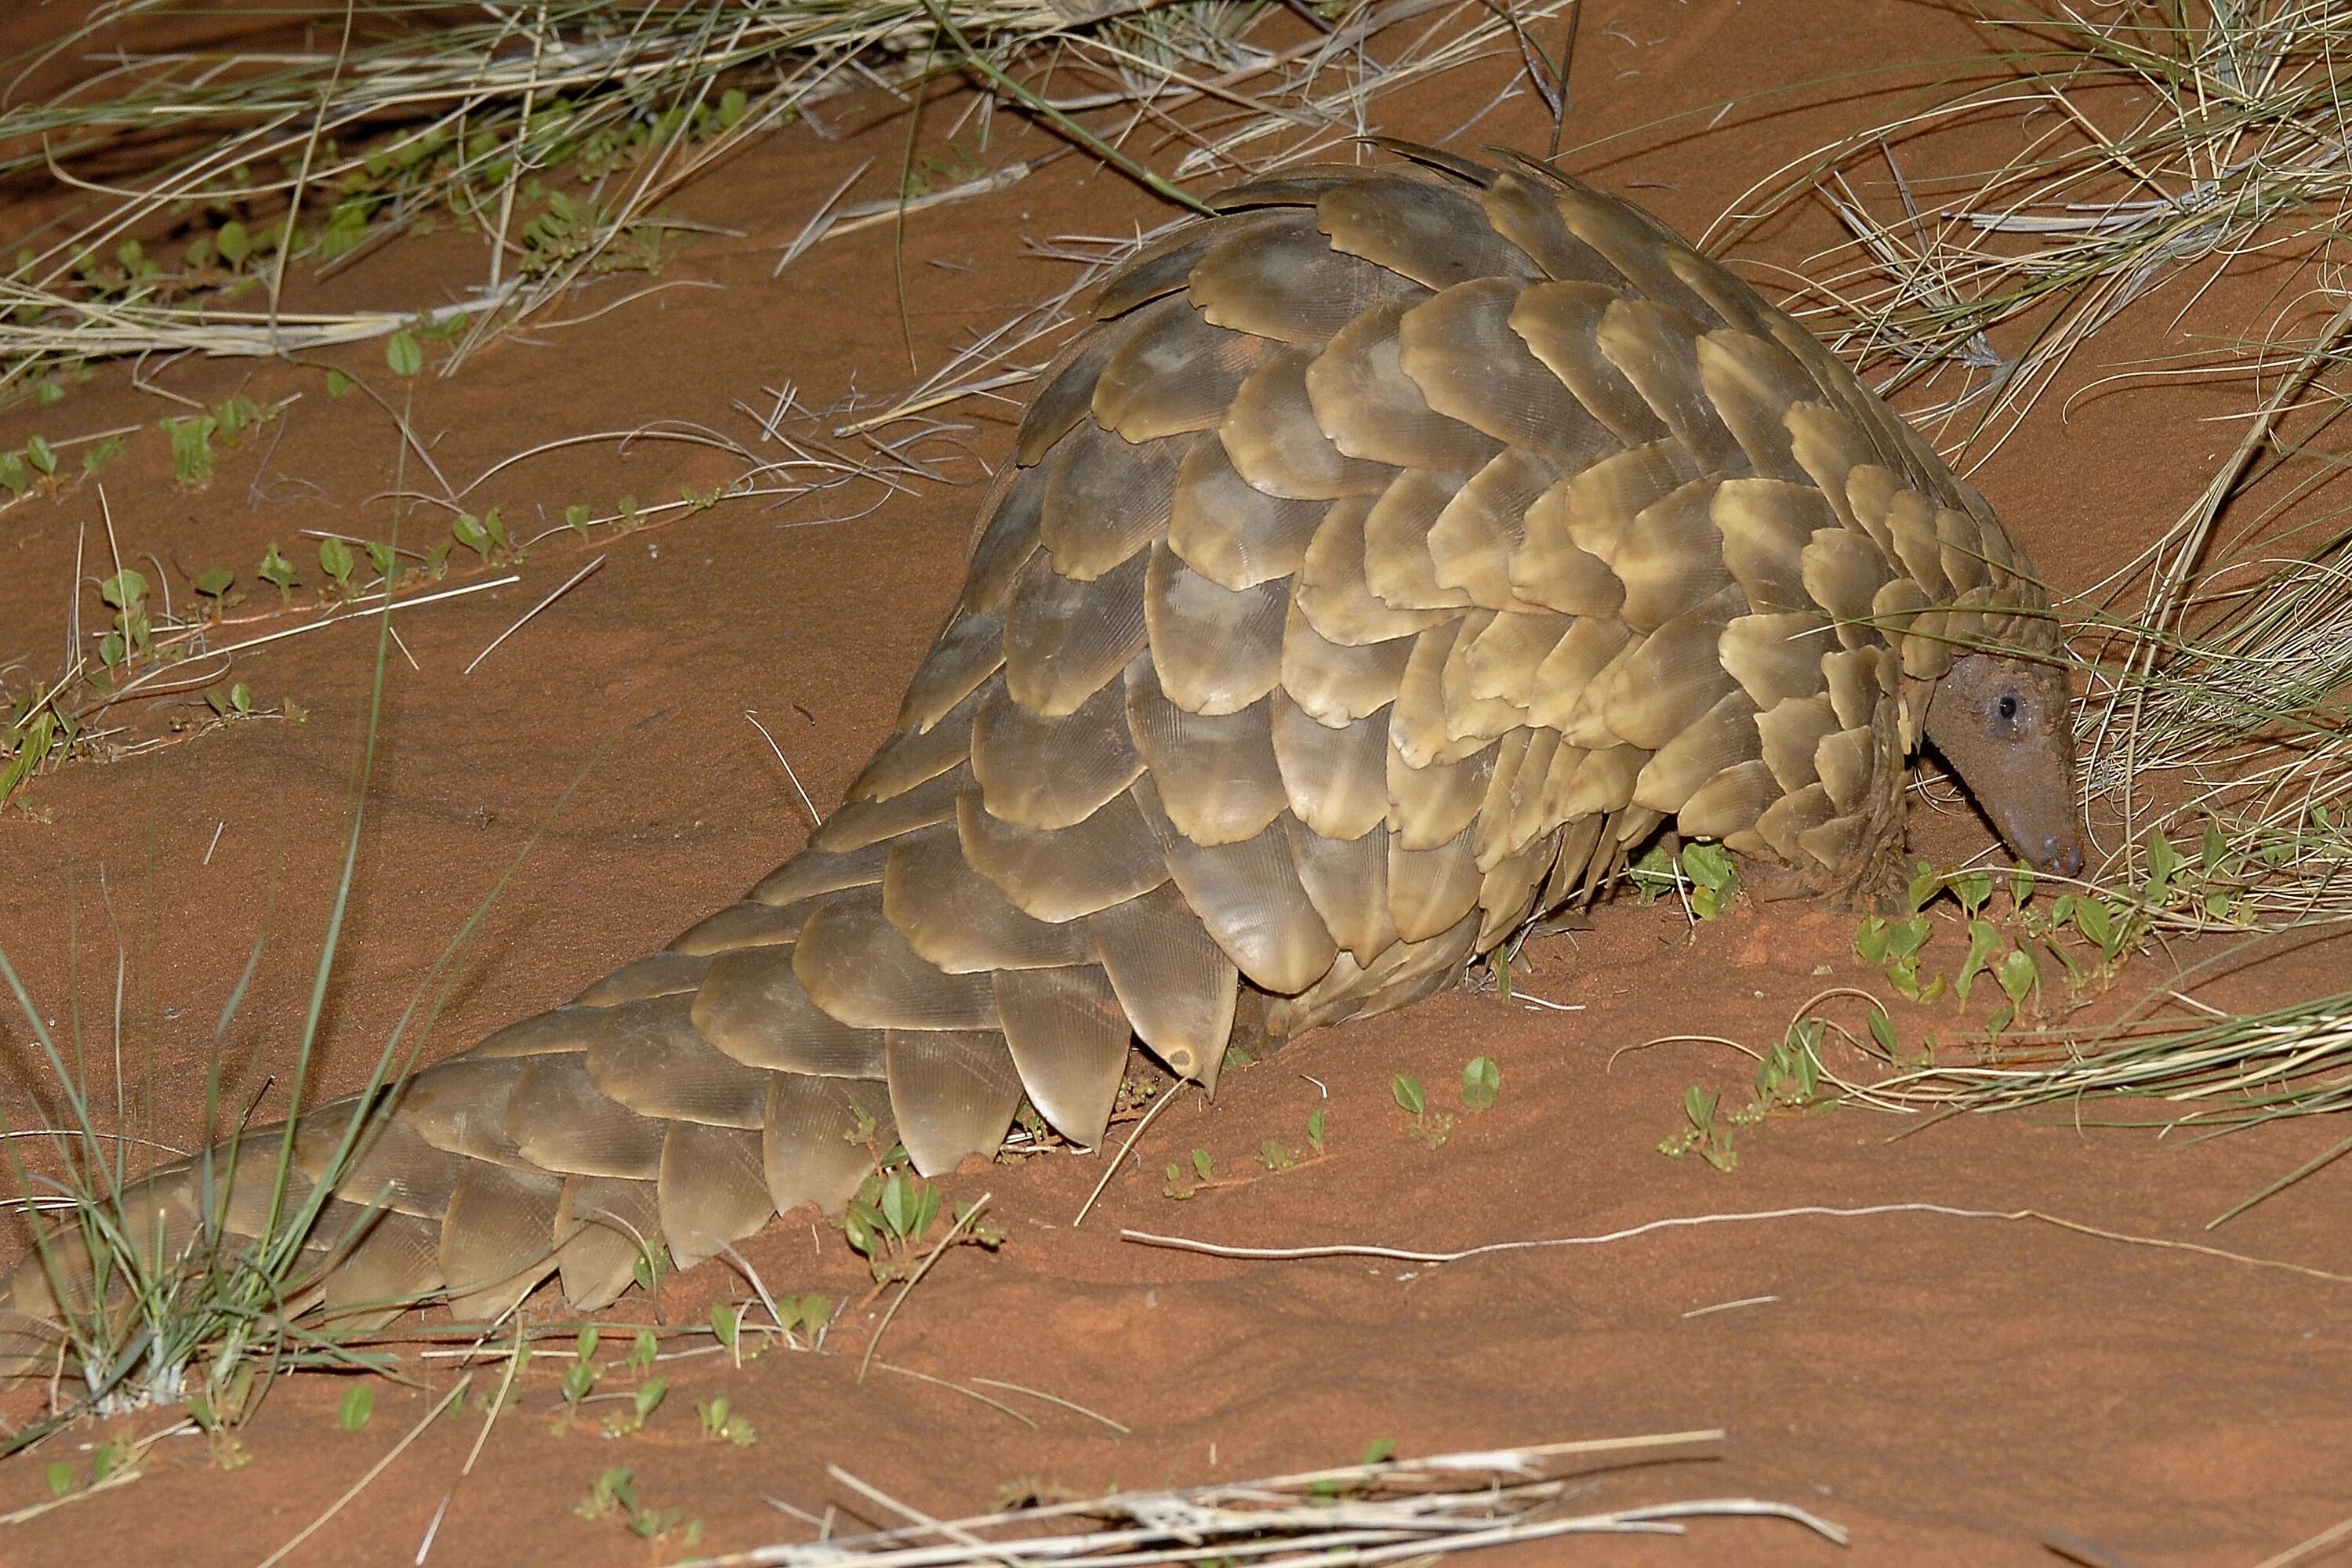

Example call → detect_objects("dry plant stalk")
0 0 1575 393
688 1435 1849 1566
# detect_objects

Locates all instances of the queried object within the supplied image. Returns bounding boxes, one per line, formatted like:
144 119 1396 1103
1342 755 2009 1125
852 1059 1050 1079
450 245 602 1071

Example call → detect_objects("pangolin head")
1922 652 2085 877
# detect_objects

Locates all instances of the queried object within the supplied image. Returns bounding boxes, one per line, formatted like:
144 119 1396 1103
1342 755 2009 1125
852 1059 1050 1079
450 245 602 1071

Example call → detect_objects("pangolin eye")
1995 693 2022 723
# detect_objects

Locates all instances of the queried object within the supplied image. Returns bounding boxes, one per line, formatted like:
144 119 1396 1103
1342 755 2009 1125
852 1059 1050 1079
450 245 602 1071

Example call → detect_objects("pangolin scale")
0 146 2082 1345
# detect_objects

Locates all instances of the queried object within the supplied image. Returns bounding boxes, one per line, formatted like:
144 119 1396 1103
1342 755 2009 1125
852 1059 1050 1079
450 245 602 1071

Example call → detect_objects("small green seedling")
318 535 355 589
1305 1106 1327 1156
1392 1073 1454 1147
1461 1057 1500 1111
575 1465 699 1543
777 1294 833 1343
557 1327 599 1431
1630 840 1741 920
696 1396 757 1446
337 1384 374 1432
631 1242 667 1294
163 412 219 488
1162 1146 1214 1200
326 368 354 397
601 1377 665 1438
1854 912 1942 1002
710 1302 739 1358
257 542 298 597
386 329 424 376
96 568 151 670
1658 1084 1736 1171
1258 1138 1295 1171
450 508 507 560
838 1162 1001 1281
626 1329 658 1375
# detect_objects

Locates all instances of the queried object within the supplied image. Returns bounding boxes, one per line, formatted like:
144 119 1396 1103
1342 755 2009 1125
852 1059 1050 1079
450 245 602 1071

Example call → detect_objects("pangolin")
0 145 2083 1345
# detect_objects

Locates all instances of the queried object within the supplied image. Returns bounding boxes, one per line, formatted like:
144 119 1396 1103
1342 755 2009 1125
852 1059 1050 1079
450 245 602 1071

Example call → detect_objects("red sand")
2 2 2347 1563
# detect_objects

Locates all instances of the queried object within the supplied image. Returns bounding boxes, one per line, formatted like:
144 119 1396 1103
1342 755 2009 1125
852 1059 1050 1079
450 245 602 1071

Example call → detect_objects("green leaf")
44 1461 71 1497
24 434 55 475
164 412 219 488
1362 1437 1396 1465
633 1377 667 1421
1683 1085 1719 1133
258 542 296 593
1905 862 1941 913
2073 897 2114 953
194 565 235 597
1461 1056 1500 1111
1680 840 1735 891
338 1383 374 1431
2143 829 2183 903
2008 862 2036 909
1954 919 2001 1003
216 220 252 264
578 1325 600 1363
878 1171 915 1239
1305 1106 1327 1155
710 1303 738 1353
0 452 27 495
365 540 397 579
1867 1008 1896 1057
1953 869 1991 916
98 568 147 610
1390 1073 1425 1117
326 368 354 398
385 328 424 377
1191 1147 1213 1182
1996 948 2038 1007
629 1329 658 1374
318 535 354 583
1682 841 1740 919
565 503 591 535
451 513 493 557
1884 916 1932 962
718 87 750 128
1853 916 1891 964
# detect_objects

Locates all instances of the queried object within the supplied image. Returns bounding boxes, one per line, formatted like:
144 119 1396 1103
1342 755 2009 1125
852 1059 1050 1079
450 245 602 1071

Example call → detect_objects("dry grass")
0 0 1575 396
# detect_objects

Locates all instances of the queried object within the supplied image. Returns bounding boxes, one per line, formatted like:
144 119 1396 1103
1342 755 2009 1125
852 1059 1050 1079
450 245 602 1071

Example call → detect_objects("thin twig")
1121 1202 2352 1283
461 556 605 676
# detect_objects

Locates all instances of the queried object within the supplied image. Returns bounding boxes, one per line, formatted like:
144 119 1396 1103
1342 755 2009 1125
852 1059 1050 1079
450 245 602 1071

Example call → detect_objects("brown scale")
0 147 2085 1359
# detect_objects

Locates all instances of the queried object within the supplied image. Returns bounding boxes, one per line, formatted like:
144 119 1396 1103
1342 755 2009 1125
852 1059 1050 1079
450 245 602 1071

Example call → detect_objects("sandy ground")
1 1 2348 1563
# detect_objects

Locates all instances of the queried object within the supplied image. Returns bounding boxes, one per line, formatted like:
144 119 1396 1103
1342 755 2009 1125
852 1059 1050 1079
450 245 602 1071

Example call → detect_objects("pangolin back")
1 147 2060 1334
